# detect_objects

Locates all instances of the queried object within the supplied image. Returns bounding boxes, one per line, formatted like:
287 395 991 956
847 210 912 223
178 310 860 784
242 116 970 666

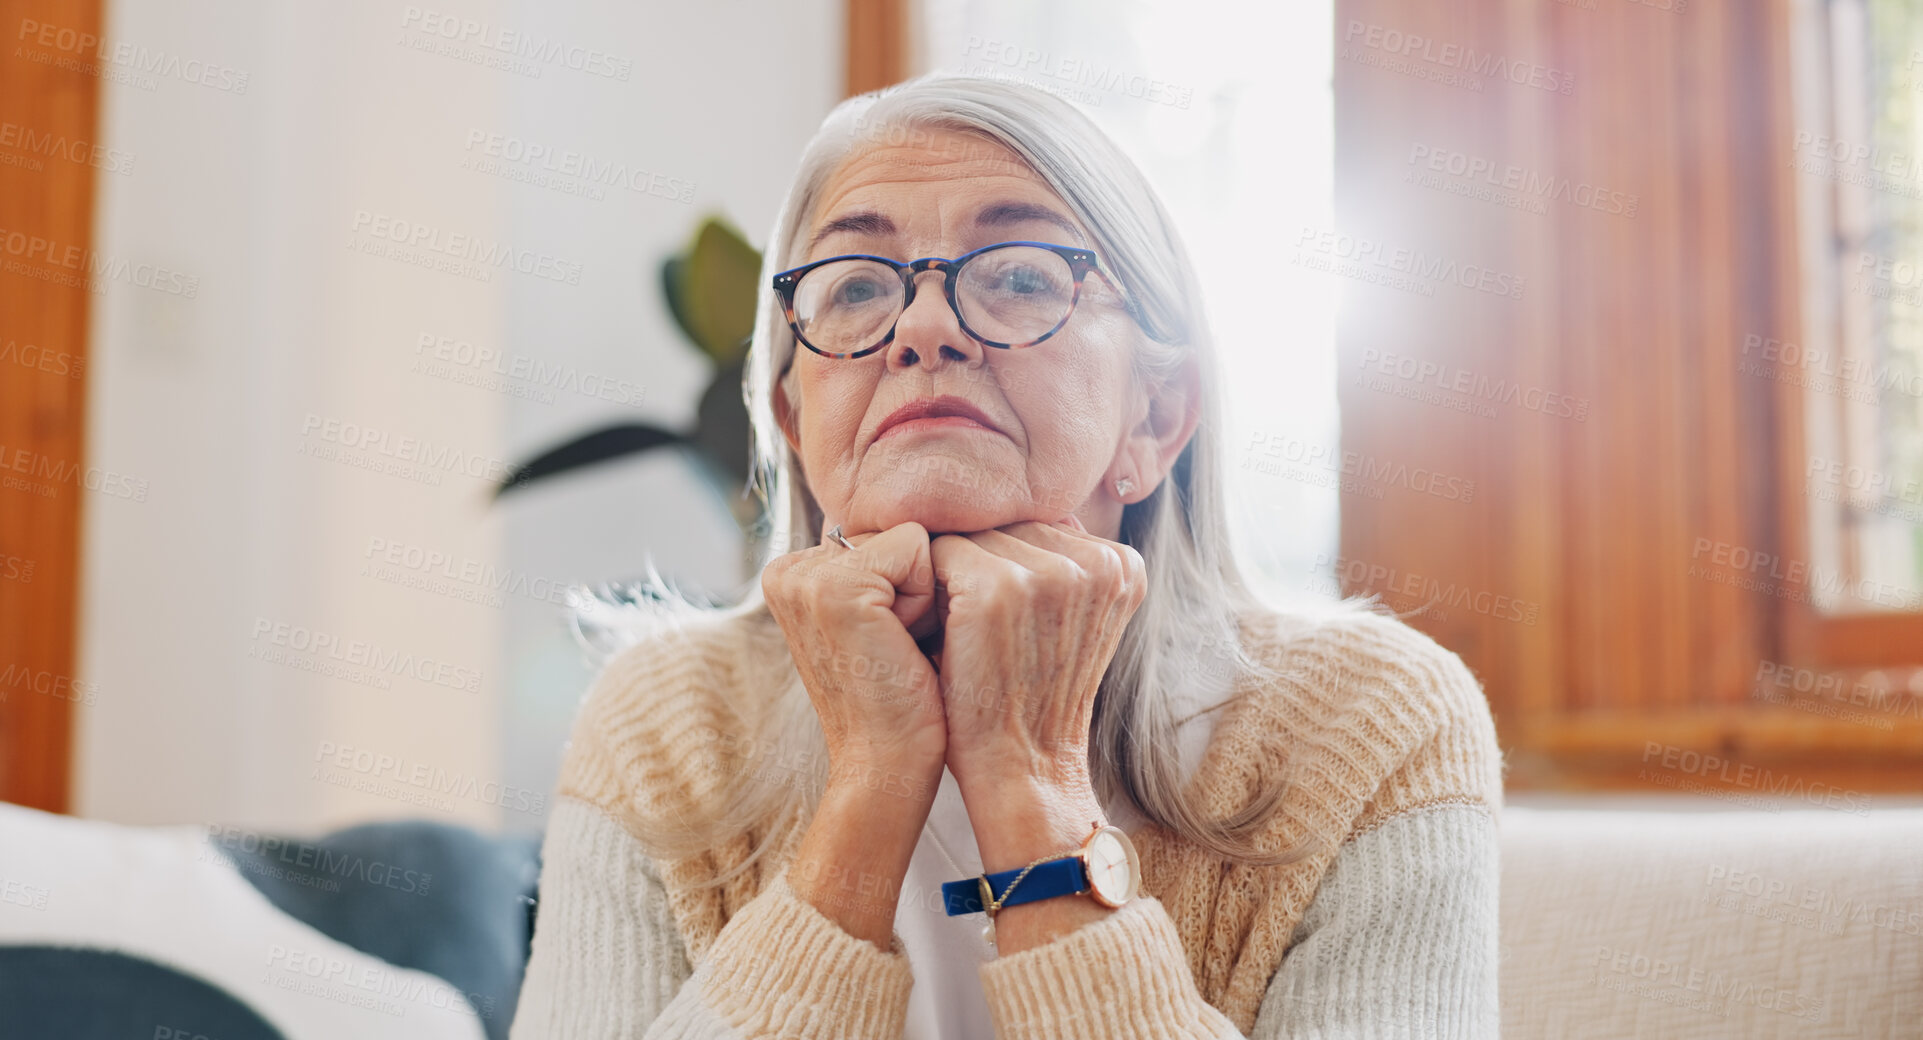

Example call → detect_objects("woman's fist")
928 518 1147 792
761 522 947 780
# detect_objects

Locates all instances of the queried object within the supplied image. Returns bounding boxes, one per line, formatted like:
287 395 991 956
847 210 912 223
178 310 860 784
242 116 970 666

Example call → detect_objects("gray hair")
575 71 1345 882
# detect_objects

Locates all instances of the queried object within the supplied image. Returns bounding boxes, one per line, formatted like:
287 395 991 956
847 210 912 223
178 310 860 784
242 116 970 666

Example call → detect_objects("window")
1789 0 1923 615
1784 0 1923 674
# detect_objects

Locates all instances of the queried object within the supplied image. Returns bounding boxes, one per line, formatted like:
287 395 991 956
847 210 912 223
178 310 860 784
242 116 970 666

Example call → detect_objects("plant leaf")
665 217 761 367
494 424 689 499
693 353 753 491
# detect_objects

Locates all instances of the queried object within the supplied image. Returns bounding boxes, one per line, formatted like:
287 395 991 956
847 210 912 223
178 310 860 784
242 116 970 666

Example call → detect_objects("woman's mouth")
875 415 997 441
873 394 1006 444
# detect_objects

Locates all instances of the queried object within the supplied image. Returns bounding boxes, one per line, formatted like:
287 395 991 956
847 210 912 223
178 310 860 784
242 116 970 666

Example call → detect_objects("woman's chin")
861 497 1019 536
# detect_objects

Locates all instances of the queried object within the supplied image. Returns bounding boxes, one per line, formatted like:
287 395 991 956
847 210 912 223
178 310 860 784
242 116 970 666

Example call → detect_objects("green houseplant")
496 216 766 552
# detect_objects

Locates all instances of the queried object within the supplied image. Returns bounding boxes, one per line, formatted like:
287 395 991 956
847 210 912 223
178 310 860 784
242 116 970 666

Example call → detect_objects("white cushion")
1500 806 1923 1039
0 801 486 1040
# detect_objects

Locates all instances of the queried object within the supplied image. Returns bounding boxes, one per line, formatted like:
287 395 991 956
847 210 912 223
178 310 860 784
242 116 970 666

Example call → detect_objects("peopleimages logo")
0 121 135 174
1640 742 1870 815
1245 430 1477 502
1703 865 1922 938
1294 226 1526 300
315 741 545 815
248 617 483 693
958 36 1193 108
0 441 149 501
1342 21 1573 95
1590 945 1826 1021
299 413 512 485
0 663 100 706
349 210 583 285
1807 456 1923 507
461 130 694 204
0 225 199 297
414 333 645 407
398 7 633 80
205 825 434 895
362 535 572 608
0 335 86 379
264 943 495 1021
1687 537 1922 610
1357 349 1588 421
1311 552 1538 624
1791 130 1923 181
14 17 251 93
1406 143 1637 218
1738 332 1922 403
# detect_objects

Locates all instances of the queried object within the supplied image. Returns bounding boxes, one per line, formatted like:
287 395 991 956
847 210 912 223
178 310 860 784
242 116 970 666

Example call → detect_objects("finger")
965 527 1065 576
991 520 1117 575
929 532 1015 605
855 522 937 632
803 523 934 628
995 521 1142 605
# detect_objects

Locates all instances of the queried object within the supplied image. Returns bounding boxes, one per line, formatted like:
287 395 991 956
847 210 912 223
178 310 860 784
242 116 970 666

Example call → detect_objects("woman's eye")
990 264 1059 295
832 277 886 306
1006 267 1048 293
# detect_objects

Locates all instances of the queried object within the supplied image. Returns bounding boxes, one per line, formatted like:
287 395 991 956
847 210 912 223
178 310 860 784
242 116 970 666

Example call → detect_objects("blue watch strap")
941 856 1087 916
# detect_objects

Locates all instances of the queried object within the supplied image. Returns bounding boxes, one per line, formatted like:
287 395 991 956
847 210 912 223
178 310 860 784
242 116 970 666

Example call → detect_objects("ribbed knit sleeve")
1249 804 1502 1038
508 796 701 1038
689 868 916 1037
978 896 1243 1039
974 802 1501 1040
509 796 917 1039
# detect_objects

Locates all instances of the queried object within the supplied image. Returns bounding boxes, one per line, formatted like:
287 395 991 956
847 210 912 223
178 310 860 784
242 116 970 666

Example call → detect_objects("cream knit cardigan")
509 606 1505 1039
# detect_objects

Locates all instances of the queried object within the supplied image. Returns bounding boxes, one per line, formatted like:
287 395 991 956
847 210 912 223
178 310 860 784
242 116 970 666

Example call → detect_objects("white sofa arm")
1499 805 1923 1039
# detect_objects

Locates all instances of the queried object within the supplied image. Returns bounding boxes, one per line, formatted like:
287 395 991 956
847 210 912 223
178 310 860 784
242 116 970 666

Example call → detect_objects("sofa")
0 801 539 1040
2 800 1917 1038
1499 804 1921 1039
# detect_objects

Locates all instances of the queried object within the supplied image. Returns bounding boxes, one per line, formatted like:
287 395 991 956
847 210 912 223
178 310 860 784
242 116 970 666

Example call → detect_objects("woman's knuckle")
799 575 836 610
1086 546 1121 583
822 557 864 589
1027 555 1066 586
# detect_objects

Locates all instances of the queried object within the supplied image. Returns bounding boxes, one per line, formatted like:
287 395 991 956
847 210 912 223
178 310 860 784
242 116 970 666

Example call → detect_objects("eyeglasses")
771 240 1128 360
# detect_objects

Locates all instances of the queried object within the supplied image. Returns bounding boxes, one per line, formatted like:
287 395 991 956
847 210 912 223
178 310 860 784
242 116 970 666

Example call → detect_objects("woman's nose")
886 269 984 372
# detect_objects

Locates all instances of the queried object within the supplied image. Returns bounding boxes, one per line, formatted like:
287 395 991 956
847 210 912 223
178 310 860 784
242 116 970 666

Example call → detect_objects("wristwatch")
941 822 1141 917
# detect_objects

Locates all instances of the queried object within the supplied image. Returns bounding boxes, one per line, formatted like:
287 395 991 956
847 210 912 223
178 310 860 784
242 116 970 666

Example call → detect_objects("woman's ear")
1109 353 1201 504
773 377 802 458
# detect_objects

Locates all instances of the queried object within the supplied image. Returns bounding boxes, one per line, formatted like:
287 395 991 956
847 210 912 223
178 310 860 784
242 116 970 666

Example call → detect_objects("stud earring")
1114 475 1135 498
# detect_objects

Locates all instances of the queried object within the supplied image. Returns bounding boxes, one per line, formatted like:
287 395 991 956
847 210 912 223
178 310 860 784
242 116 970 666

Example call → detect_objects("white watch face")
1085 830 1136 906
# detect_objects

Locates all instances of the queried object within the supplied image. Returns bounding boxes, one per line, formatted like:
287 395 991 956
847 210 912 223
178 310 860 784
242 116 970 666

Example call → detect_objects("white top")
895 662 1234 1039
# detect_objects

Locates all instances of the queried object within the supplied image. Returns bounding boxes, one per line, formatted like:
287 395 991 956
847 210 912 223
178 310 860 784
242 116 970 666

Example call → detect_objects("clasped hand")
761 517 1148 799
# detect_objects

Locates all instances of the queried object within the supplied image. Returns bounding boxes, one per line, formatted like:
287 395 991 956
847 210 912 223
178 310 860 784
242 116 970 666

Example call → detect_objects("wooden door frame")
845 0 908 99
0 0 106 812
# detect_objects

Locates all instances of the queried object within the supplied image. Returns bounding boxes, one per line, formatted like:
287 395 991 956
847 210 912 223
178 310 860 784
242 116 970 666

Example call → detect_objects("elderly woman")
509 72 1503 1039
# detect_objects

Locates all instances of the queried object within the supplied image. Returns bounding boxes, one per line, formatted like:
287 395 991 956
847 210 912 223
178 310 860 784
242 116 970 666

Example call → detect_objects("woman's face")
775 127 1191 540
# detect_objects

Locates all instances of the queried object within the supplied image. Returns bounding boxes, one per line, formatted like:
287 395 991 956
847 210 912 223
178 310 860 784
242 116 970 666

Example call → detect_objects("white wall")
77 0 841 836
492 0 844 829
